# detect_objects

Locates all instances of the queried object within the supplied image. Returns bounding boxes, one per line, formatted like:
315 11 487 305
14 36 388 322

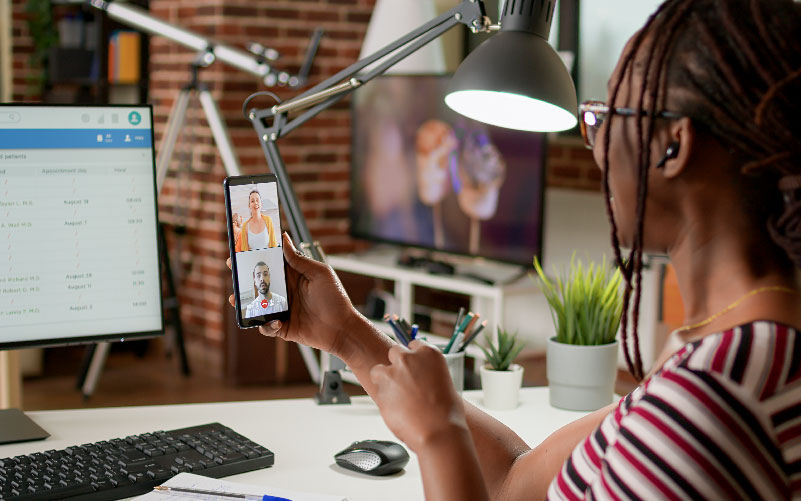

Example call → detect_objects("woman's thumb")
282 232 322 274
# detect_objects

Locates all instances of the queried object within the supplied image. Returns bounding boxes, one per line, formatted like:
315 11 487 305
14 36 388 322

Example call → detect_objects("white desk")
0 388 590 500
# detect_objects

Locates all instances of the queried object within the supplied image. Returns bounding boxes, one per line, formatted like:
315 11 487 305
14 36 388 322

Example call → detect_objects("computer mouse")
334 439 410 476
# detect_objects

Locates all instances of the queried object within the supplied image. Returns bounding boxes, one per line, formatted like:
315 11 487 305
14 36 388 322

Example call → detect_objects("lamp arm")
249 0 488 125
270 10 465 139
88 0 319 87
295 28 324 88
247 0 490 404
252 115 321 260
248 0 489 257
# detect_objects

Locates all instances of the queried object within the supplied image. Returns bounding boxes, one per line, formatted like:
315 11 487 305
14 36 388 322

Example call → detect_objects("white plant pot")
479 364 524 410
547 338 618 411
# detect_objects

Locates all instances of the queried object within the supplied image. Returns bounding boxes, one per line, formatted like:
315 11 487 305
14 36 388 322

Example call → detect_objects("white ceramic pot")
546 337 618 411
479 364 524 410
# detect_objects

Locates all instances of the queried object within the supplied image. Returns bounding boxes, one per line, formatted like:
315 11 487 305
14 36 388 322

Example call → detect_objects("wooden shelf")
44 1 150 104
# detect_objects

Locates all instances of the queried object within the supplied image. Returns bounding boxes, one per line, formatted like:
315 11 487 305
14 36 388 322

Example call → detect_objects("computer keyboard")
0 422 274 501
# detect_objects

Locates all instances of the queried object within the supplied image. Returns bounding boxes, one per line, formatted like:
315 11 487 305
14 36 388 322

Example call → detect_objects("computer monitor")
0 104 163 443
350 75 547 268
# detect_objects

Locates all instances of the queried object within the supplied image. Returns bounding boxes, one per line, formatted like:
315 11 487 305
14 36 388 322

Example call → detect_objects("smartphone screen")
224 174 289 328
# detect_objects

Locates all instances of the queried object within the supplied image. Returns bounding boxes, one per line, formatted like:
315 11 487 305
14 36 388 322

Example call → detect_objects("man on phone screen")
245 262 287 318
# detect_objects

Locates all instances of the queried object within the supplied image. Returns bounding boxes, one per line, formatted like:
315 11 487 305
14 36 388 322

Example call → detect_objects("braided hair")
602 0 801 381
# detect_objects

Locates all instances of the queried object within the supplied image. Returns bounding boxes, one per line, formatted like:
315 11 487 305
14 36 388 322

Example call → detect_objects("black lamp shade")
445 0 578 132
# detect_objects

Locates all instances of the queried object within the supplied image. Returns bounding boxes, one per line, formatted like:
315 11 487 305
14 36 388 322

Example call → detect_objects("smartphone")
224 174 290 328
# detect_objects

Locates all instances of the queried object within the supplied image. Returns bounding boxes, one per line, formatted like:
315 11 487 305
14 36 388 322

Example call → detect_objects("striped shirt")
548 321 801 500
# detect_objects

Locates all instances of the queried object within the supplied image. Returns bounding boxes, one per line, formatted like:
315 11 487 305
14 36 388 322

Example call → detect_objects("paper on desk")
134 472 347 501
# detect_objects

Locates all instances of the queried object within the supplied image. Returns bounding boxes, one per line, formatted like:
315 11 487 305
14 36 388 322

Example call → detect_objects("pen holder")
437 344 465 392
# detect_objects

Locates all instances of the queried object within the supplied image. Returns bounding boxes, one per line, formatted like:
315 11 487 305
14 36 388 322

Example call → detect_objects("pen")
453 307 465 336
458 312 475 334
410 324 419 340
443 308 466 353
395 315 414 339
387 317 410 346
390 315 411 344
444 312 474 353
459 320 487 352
153 485 292 501
461 314 479 341
383 314 401 344
446 332 464 354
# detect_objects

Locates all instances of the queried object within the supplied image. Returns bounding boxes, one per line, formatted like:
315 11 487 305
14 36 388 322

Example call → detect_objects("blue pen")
153 485 291 501
393 315 416 344
387 317 410 347
410 324 419 340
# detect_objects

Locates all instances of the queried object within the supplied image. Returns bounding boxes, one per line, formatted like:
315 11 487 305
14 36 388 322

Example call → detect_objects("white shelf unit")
327 247 540 362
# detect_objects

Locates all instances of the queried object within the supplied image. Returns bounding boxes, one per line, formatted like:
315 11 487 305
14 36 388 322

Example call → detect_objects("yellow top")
235 214 277 251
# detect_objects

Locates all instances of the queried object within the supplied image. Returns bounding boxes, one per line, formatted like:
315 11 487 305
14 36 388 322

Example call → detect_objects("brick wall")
148 0 383 353
10 0 601 366
11 0 37 101
547 140 600 189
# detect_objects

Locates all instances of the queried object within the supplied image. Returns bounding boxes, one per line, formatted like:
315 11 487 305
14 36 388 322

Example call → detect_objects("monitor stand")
0 408 49 445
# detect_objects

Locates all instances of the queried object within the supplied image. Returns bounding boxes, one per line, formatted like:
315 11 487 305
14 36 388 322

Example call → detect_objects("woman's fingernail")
270 320 281 329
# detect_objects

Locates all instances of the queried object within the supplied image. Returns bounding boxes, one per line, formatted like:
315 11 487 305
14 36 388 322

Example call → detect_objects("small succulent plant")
479 328 524 371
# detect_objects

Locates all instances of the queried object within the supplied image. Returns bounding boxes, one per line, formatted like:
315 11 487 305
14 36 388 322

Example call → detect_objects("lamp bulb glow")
445 90 578 133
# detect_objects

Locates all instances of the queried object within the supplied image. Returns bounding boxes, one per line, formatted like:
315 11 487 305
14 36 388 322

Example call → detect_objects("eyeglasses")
578 100 683 149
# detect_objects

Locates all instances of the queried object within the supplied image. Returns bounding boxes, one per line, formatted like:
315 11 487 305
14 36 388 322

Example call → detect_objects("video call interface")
229 181 288 320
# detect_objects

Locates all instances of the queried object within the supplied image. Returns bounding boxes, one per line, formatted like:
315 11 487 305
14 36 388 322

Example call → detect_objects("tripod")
78 42 325 398
77 223 190 398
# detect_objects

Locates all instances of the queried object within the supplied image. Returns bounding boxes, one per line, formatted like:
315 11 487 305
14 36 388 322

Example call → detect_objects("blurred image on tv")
350 75 547 266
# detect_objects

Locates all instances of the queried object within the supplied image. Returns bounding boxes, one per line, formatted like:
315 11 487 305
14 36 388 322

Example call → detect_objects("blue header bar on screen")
0 129 152 149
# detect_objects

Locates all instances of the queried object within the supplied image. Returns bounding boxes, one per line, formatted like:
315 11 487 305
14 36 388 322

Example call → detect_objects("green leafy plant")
25 0 59 94
479 328 524 371
533 254 624 346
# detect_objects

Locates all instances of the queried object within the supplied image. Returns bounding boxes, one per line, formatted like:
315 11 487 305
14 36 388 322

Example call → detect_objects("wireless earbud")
655 142 680 169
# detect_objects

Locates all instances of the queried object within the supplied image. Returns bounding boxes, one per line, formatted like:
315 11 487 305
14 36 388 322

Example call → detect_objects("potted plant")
533 255 623 411
478 328 525 410
25 0 58 95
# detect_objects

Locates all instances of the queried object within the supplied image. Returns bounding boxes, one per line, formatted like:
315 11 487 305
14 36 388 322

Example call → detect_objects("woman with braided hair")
230 0 801 498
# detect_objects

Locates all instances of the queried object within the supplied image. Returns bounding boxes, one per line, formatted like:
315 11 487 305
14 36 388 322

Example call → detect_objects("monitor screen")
350 75 547 267
0 104 163 350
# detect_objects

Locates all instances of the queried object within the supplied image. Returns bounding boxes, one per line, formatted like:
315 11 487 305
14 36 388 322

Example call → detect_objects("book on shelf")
108 30 141 84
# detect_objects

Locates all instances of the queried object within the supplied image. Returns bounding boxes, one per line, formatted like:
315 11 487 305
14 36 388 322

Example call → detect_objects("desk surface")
0 388 590 500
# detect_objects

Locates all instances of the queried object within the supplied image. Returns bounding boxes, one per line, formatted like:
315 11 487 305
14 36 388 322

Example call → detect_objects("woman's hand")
369 340 468 453
227 232 361 355
370 341 488 501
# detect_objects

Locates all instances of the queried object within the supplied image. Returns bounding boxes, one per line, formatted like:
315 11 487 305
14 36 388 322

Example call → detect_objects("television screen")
350 75 547 267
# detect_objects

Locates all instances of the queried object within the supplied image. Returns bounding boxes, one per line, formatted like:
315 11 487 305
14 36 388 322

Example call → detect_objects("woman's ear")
659 117 695 179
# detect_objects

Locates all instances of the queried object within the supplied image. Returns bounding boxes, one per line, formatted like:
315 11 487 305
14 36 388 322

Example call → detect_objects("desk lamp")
246 0 577 404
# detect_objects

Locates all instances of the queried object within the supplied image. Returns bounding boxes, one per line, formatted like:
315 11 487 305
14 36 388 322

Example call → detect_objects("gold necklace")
676 286 800 333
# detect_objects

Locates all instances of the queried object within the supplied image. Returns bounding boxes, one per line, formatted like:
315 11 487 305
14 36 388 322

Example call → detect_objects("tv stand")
395 250 526 286
328 246 538 350
396 252 456 276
